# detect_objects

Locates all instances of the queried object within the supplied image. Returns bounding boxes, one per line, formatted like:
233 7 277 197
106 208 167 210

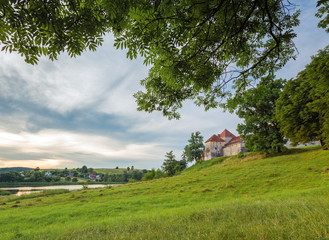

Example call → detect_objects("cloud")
0 2 326 169
0 36 146 116
277 2 328 79
0 158 75 169
0 128 167 168
0 129 163 158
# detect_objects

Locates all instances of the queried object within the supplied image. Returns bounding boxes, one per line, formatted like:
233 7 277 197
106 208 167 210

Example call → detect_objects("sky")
0 1 327 170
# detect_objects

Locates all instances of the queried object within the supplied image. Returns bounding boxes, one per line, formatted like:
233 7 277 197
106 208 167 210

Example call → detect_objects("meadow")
1 146 329 239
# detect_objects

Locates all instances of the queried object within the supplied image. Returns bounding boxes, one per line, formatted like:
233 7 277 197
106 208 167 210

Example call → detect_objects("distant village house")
67 173 74 177
202 129 247 160
89 174 101 181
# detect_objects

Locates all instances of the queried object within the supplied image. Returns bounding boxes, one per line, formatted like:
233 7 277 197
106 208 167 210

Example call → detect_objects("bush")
154 169 164 179
142 170 155 181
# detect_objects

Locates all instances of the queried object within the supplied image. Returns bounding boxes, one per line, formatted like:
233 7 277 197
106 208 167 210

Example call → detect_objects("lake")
0 184 110 196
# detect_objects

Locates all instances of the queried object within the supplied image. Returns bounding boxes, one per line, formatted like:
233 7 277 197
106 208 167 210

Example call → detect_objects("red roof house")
203 130 247 160
205 134 225 143
219 129 236 139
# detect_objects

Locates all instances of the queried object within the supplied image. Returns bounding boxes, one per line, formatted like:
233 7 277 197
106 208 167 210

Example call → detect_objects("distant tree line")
0 171 24 182
103 169 147 183
0 165 148 184
0 170 61 183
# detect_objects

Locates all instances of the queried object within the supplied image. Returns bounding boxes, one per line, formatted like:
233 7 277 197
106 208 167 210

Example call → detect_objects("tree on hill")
184 132 205 163
154 169 164 179
142 169 155 181
131 170 143 181
162 151 177 176
162 151 186 176
225 75 287 153
275 45 329 149
81 165 88 174
181 153 187 163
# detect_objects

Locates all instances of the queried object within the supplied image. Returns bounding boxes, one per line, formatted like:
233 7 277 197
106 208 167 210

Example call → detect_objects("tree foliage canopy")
1 1 328 118
275 45 329 149
122 0 300 119
0 0 107 64
316 0 329 32
225 75 286 153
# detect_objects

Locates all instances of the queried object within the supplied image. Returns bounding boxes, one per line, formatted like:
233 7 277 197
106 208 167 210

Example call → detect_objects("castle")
202 129 247 160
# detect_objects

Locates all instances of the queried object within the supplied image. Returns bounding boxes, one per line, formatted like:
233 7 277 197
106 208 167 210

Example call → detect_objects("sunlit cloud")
0 158 75 169
0 129 166 168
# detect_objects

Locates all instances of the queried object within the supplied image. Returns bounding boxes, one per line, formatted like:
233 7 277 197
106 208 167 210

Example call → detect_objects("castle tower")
203 134 225 160
219 129 236 144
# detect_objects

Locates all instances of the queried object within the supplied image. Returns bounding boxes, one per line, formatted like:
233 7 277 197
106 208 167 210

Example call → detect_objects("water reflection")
1 184 109 196
9 190 41 196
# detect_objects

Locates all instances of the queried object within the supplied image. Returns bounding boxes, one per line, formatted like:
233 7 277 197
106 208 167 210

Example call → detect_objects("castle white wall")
223 143 244 156
203 141 247 160
203 141 224 160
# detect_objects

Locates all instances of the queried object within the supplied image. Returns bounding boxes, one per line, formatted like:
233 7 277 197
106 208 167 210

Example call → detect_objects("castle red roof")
220 129 236 138
225 136 244 145
205 134 225 143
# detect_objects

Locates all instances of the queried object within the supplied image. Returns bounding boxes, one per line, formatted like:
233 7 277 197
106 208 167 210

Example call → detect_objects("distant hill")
0 167 33 172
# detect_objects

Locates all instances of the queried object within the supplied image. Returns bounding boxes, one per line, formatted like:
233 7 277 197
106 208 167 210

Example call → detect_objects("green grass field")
1 146 329 239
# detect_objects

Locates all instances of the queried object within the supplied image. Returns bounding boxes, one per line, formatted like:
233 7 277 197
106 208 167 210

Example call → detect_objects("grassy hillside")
1 146 329 239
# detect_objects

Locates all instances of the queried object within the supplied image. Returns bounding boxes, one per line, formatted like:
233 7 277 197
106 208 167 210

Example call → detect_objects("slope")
1 146 329 239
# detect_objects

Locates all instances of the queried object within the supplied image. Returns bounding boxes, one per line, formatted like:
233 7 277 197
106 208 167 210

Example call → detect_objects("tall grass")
43 197 329 240
1 146 329 239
